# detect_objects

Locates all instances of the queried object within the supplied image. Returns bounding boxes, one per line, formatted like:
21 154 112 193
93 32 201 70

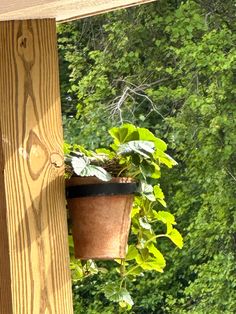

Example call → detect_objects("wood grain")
0 0 156 22
0 126 13 314
0 19 73 313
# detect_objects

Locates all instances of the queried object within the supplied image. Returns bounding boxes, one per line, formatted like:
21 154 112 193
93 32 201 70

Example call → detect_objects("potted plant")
65 124 177 260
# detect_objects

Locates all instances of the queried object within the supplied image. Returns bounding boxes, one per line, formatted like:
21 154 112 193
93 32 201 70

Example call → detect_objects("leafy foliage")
66 124 176 182
66 124 181 309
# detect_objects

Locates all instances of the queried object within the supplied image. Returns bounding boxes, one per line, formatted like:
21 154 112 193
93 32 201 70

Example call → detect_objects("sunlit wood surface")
0 0 156 22
0 19 73 313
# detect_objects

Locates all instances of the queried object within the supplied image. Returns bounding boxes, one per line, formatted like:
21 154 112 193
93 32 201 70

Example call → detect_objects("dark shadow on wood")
0 126 13 312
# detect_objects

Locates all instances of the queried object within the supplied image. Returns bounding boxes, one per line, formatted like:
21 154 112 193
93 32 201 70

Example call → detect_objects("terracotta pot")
66 177 137 260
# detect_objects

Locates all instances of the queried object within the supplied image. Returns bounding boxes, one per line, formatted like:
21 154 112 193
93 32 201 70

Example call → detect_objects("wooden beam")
59 0 156 23
0 19 73 313
0 127 13 314
0 0 156 22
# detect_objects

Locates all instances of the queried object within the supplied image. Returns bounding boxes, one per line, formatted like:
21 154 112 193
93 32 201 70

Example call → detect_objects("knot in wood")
50 153 64 168
17 24 34 63
20 37 27 48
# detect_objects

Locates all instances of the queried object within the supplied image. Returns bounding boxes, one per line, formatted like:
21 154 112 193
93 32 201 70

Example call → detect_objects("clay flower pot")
66 177 137 260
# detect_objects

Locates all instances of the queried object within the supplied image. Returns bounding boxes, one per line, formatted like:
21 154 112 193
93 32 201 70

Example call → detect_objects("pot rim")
66 177 138 198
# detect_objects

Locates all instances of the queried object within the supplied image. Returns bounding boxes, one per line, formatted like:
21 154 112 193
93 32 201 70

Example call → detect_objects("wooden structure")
0 0 155 313
0 0 155 22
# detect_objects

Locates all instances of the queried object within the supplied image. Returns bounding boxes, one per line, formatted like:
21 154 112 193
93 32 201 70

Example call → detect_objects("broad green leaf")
70 259 84 280
103 285 120 302
165 153 178 166
154 148 167 159
136 248 149 262
109 124 137 145
147 243 166 269
140 259 164 272
136 250 165 272
153 185 164 199
155 150 178 168
139 182 156 201
139 217 152 230
72 145 93 156
161 154 178 167
110 126 129 144
167 228 183 249
118 140 155 157
126 245 139 261
131 206 140 218
153 186 167 207
137 127 167 151
81 165 112 181
85 260 99 274
154 138 168 151
155 211 176 225
71 156 88 175
140 161 156 178
151 163 161 179
119 288 134 307
166 222 173 234
97 267 109 274
95 148 116 159
103 285 134 307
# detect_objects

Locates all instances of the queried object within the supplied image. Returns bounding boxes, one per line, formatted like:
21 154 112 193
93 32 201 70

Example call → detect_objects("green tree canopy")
58 0 236 312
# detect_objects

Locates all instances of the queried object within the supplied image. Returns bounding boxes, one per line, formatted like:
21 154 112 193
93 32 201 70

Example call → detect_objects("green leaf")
103 285 134 307
137 127 167 151
155 150 178 168
72 145 93 157
140 161 156 178
147 243 166 269
131 206 141 218
136 251 165 272
70 258 84 280
71 156 88 176
151 162 161 179
139 182 155 201
80 165 112 181
155 211 176 225
64 142 72 154
153 186 167 207
135 248 165 272
139 217 152 230
119 301 127 308
126 245 139 261
120 289 134 307
95 148 116 159
167 228 183 249
109 124 138 145
118 140 155 158
166 222 173 234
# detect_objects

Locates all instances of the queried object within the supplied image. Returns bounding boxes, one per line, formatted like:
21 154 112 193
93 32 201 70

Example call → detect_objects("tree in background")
58 0 236 312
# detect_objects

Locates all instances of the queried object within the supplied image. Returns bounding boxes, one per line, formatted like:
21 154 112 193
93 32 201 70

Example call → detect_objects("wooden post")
0 19 73 313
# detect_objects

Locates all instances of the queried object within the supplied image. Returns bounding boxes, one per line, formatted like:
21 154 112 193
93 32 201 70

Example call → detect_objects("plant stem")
120 258 126 278
117 166 129 177
144 234 167 247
